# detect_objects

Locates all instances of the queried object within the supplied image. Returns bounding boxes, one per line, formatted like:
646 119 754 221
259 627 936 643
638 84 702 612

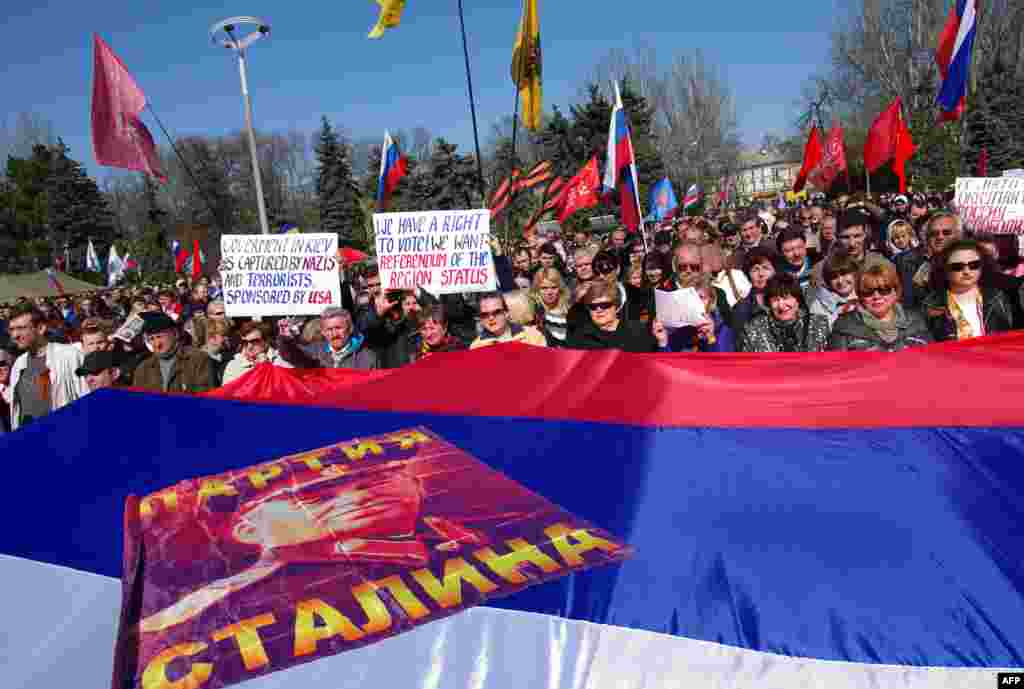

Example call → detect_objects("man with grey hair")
278 306 378 370
897 211 963 308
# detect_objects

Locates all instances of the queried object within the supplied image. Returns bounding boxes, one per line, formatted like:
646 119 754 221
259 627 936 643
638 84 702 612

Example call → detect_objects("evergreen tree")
570 84 613 166
963 59 1024 178
45 139 115 260
538 106 582 178
427 138 479 210
315 116 365 245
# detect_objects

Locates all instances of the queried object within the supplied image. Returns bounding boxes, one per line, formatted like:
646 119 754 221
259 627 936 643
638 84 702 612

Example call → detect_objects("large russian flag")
2 337 1024 688
602 82 643 232
377 130 408 211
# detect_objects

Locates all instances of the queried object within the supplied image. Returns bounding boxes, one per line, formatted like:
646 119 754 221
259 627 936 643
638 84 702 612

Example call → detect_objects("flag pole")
145 105 226 234
456 0 488 206
865 169 871 196
506 86 521 249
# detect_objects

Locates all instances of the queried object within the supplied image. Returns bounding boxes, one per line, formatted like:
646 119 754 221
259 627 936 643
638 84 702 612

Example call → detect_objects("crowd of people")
1 190 1022 433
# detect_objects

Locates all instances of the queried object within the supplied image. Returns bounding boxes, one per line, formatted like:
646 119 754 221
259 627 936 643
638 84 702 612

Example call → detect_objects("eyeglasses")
861 286 896 297
208 311 225 317
587 301 616 312
478 309 505 320
241 337 265 348
947 260 982 273
929 229 956 238
677 262 702 273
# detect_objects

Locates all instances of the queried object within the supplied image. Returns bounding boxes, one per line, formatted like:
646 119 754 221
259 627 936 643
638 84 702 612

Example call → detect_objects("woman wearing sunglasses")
922 239 1014 342
566 250 628 336
827 263 932 352
564 282 668 352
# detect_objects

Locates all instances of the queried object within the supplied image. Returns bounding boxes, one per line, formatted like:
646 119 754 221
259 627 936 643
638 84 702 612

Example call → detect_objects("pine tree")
315 116 365 245
570 84 613 166
427 139 478 210
46 139 115 260
963 59 1024 178
538 106 582 178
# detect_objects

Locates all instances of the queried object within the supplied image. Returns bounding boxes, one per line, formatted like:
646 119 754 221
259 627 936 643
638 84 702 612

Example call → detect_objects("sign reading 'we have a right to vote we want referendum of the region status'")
374 209 497 294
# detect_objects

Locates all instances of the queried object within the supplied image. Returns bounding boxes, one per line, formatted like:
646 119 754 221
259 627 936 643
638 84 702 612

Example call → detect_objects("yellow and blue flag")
369 0 407 39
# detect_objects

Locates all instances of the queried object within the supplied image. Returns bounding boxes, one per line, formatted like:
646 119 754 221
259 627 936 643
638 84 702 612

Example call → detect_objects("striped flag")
935 0 977 122
682 183 702 209
601 82 643 232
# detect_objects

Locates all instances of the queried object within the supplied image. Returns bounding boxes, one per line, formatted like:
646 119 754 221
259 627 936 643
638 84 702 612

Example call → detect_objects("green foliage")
315 116 365 246
424 138 479 211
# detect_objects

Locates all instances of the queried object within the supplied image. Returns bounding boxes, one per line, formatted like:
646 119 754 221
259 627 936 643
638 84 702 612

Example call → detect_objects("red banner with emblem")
111 427 631 689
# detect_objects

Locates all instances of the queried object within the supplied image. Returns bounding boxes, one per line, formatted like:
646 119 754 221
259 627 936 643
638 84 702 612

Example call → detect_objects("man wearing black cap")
131 312 212 393
75 351 122 393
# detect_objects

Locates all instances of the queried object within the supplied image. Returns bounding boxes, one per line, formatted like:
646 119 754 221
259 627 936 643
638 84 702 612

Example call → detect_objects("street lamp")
211 16 272 235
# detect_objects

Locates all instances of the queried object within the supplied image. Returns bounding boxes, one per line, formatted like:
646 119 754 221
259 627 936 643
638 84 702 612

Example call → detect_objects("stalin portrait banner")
111 427 632 689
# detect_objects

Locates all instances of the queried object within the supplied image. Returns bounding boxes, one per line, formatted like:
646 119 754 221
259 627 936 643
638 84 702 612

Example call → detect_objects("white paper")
219 233 341 318
655 288 707 328
112 314 144 343
373 209 496 295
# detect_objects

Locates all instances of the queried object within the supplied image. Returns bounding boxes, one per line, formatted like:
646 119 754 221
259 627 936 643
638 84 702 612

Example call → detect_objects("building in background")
733 147 804 204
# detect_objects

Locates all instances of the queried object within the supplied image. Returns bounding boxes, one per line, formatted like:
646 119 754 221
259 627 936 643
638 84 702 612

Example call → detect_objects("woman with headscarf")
827 262 932 352
739 274 830 353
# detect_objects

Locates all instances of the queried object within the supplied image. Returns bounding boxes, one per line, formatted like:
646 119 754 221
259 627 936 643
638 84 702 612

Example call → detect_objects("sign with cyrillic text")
373 210 496 294
219 234 341 317
954 177 1024 235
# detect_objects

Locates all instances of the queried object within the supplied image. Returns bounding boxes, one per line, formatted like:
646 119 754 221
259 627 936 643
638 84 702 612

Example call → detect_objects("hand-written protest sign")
111 427 631 689
374 210 496 294
954 177 1024 235
220 233 341 317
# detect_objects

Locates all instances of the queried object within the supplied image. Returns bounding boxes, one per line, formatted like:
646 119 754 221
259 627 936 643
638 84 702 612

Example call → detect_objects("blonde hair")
530 267 571 314
503 289 537 326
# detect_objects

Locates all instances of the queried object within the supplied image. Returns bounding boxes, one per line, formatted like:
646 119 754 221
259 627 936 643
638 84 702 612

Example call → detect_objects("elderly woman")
827 262 932 352
530 268 572 346
807 252 860 327
412 305 466 361
664 275 736 353
565 282 667 352
222 320 294 385
922 239 1015 341
739 274 830 352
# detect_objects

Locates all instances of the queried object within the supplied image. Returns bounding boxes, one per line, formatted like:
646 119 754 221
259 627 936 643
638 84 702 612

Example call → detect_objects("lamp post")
211 17 272 235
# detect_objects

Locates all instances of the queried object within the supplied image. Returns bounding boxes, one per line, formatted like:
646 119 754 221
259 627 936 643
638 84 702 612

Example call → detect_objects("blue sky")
1 1 835 178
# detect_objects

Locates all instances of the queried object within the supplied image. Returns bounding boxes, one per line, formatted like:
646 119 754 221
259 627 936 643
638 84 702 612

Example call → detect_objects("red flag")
893 110 916 193
191 240 202 281
793 126 823 192
976 148 989 177
807 123 848 192
864 98 902 174
91 34 165 181
557 158 601 223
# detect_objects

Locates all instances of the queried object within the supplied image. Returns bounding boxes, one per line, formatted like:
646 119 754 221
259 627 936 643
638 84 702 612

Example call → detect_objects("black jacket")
894 248 930 308
922 287 1014 342
564 318 660 353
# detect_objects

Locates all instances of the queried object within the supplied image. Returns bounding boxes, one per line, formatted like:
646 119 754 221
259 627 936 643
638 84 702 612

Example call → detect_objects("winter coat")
826 308 933 352
894 248 930 308
277 335 379 371
921 287 1014 342
5 342 88 431
739 311 831 353
131 346 214 394
730 291 769 336
565 318 661 353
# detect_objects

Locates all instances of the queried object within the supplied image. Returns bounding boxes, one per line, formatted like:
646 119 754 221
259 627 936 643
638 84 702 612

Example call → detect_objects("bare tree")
589 46 742 191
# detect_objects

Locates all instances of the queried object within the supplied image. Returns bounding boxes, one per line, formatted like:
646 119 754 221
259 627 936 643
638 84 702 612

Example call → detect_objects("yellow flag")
511 0 542 131
369 0 407 39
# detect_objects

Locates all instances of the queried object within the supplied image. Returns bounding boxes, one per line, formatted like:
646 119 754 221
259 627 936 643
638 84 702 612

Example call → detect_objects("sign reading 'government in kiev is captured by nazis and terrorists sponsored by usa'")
111 428 631 689
219 234 342 318
374 210 497 294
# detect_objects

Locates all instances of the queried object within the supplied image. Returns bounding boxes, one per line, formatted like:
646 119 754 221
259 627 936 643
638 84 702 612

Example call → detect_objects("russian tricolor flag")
3 338 1024 688
602 82 643 232
377 130 408 211
935 0 977 122
170 239 189 274
682 183 702 209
